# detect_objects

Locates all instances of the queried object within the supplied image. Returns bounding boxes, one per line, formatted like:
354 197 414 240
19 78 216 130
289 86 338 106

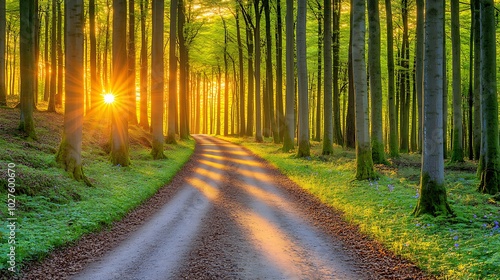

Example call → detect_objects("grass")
219 136 500 280
0 108 194 273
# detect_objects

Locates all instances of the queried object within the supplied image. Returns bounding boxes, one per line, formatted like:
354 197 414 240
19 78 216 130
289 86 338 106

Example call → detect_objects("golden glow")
103 93 115 104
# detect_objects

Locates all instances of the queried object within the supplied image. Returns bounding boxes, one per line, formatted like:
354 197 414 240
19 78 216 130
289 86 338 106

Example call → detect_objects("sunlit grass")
219 136 500 279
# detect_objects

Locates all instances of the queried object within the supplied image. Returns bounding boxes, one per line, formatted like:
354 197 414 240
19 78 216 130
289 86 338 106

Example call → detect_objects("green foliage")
0 119 194 272
220 136 500 279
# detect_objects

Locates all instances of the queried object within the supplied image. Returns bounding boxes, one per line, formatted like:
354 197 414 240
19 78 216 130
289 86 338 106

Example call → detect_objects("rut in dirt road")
72 135 366 280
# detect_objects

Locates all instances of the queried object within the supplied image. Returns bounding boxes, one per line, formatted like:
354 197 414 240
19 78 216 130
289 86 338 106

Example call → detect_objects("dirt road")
71 135 365 279
22 135 429 279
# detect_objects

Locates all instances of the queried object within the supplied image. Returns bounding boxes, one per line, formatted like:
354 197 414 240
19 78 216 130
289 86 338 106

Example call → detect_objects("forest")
1 0 500 278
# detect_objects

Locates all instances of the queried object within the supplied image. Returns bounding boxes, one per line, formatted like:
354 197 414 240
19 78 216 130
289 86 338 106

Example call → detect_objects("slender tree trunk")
442 0 448 159
468 0 474 160
127 0 137 124
473 0 481 160
236 7 245 136
352 0 375 179
223 17 229 136
89 0 100 111
150 0 165 159
110 0 130 166
345 23 355 149
0 0 6 106
166 0 178 143
399 0 409 153
297 0 309 157
368 0 385 164
57 0 86 181
416 0 423 153
275 0 284 141
43 5 49 102
216 65 221 135
385 0 397 156
263 0 278 143
254 0 263 142
282 0 295 152
315 5 322 143
56 1 63 107
178 0 189 139
477 0 500 194
19 0 37 139
413 0 452 217
332 0 343 146
47 0 57 112
322 0 333 155
244 11 254 137
450 0 463 162
139 0 149 130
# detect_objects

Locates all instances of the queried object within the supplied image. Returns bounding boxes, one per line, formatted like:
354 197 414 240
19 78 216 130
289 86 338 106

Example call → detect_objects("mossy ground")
0 107 194 272
220 136 500 279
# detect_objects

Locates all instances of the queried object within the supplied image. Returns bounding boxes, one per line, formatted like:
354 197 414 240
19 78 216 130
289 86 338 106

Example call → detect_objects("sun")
103 93 115 104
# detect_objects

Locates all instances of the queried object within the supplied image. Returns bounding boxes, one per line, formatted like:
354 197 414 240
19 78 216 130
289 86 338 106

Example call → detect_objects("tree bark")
236 7 245 137
254 0 263 142
416 0 424 153
47 0 57 112
110 0 130 166
332 0 343 146
322 0 333 155
178 0 189 139
139 0 149 130
150 0 165 159
385 0 398 156
297 0 309 157
473 0 481 160
166 0 178 144
128 0 138 124
275 0 284 142
352 0 375 180
450 0 463 162
282 0 295 152
413 0 453 217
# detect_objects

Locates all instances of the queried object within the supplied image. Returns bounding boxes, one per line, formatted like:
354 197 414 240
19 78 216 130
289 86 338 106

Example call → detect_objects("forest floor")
19 135 429 279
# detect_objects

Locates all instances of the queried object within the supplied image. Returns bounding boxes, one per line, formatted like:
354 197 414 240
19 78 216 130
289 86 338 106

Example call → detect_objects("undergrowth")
0 108 194 273
220 136 500 280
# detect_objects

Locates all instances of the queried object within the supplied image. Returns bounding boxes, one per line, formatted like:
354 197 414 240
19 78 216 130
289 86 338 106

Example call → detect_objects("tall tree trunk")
368 0 385 164
450 0 463 162
345 21 355 149
385 0 397 156
203 72 208 134
236 7 245 137
216 65 221 135
56 1 63 107
223 17 229 136
56 0 86 181
477 0 500 194
178 0 189 139
352 0 375 180
254 0 263 142
0 0 5 106
89 0 100 111
139 0 149 130
332 0 343 146
468 0 474 160
297 0 309 157
314 4 322 143
413 0 452 217
322 0 333 155
399 0 409 153
110 0 130 166
442 1 448 159
103 0 111 92
275 0 284 142
43 5 49 102
416 0 424 153
19 0 37 139
282 0 295 152
128 0 138 124
166 0 178 144
473 0 481 160
47 0 57 112
263 0 278 143
150 0 165 159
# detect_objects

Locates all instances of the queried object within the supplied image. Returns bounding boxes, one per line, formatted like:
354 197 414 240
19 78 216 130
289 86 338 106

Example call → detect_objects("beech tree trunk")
297 0 310 157
254 0 263 142
139 0 149 130
385 0 398 156
166 0 178 144
450 0 463 162
282 0 295 152
322 0 333 155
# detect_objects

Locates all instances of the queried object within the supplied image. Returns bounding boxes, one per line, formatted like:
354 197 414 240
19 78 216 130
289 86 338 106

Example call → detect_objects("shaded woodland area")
1 0 500 217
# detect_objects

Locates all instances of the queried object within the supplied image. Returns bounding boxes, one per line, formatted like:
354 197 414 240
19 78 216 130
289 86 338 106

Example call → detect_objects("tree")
385 0 397 156
236 6 245 137
297 0 309 157
450 0 463 162
322 0 333 155
166 0 178 144
110 0 130 166
0 0 6 106
275 0 284 142
368 0 385 164
415 0 424 153
139 0 149 130
472 0 481 160
282 0 294 152
19 0 37 139
477 0 499 194
332 0 342 146
128 0 138 125
178 0 189 140
254 0 263 142
352 0 375 180
413 0 453 217
89 0 100 111
56 0 86 181
263 0 278 143
150 0 165 159
47 0 57 112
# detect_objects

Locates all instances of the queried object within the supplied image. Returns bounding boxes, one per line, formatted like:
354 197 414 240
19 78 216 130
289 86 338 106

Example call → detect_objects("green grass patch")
0 109 194 273
219 136 500 280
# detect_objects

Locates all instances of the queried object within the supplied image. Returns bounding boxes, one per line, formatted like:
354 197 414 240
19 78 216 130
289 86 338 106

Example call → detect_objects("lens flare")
103 93 115 104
